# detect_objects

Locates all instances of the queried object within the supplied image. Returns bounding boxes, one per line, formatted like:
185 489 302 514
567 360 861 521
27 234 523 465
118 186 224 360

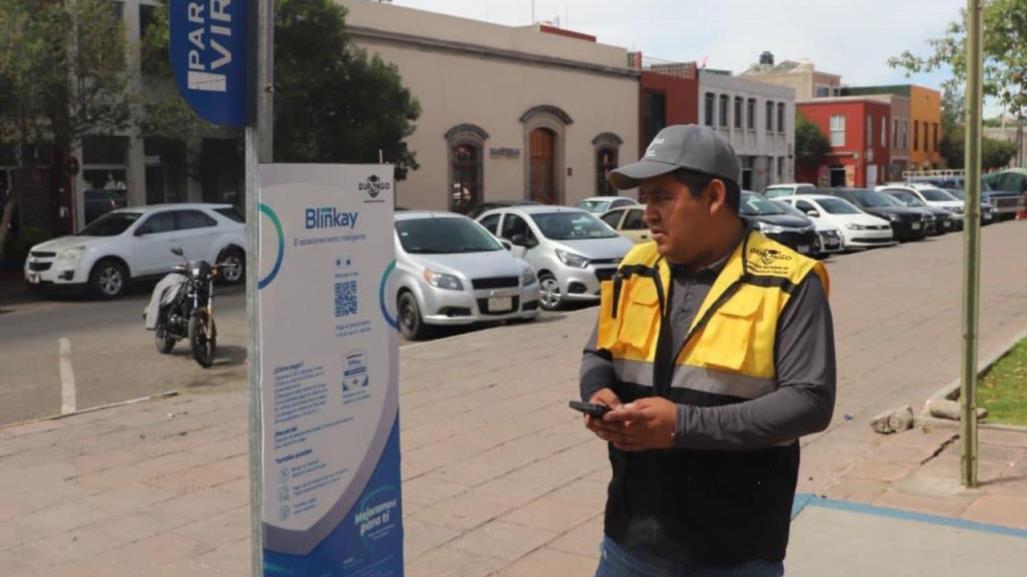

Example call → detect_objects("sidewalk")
2 222 1027 576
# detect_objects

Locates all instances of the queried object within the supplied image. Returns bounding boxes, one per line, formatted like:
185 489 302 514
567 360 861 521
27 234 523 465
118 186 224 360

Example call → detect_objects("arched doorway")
529 128 556 204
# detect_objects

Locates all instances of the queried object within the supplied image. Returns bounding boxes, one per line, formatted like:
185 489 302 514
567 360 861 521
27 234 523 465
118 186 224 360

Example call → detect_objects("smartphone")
569 400 611 417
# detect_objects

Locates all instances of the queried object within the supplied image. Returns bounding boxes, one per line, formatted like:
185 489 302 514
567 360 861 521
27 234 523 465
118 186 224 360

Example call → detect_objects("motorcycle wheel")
155 321 176 354
189 315 217 368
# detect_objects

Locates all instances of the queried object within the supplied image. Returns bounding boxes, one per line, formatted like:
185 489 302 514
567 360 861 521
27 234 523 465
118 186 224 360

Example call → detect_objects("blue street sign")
169 0 248 127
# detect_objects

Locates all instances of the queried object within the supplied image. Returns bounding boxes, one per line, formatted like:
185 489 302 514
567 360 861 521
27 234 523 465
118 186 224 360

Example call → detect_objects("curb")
926 326 1027 403
0 390 179 432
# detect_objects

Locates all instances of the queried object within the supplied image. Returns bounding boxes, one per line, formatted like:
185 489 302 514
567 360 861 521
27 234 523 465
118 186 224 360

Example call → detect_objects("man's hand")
583 389 622 440
600 397 678 452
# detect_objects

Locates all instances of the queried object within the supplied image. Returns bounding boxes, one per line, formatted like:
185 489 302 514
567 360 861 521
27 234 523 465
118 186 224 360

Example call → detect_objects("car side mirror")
171 247 185 257
500 240 513 251
135 227 149 236
510 234 528 247
805 209 820 218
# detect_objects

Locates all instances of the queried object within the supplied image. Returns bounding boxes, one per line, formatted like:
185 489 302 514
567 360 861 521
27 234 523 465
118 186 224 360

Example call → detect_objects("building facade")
638 62 700 156
843 85 942 170
340 0 639 211
698 70 796 192
797 98 892 188
742 54 842 101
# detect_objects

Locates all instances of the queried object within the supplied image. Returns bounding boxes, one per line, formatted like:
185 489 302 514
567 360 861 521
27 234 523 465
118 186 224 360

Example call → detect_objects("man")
580 124 835 577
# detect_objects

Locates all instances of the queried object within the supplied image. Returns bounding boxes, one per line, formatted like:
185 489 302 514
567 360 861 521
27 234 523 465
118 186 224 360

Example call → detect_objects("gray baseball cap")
608 124 741 190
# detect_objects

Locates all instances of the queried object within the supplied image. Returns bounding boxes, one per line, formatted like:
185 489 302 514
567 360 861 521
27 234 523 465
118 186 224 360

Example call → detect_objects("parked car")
575 196 638 214
476 205 633 310
465 200 541 220
762 183 817 199
941 188 995 224
777 194 896 251
877 186 961 234
599 205 651 243
739 192 818 255
981 168 1027 220
770 200 844 256
83 188 128 225
391 211 539 339
804 188 932 241
24 204 246 299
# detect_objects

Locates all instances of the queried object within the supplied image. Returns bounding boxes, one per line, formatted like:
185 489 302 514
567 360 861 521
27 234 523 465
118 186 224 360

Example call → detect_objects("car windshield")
890 192 927 207
921 188 958 202
771 201 805 217
530 212 618 240
817 197 862 214
850 190 901 208
79 212 142 236
740 193 786 216
395 217 502 254
576 200 611 214
946 189 966 200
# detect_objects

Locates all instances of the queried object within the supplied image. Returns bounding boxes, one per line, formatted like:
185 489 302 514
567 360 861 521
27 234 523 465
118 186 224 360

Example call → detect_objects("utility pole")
961 0 983 488
246 1 274 575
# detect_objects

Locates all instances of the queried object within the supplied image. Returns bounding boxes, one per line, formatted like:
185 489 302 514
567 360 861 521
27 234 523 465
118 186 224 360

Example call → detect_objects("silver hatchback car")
476 206 634 310
392 212 540 340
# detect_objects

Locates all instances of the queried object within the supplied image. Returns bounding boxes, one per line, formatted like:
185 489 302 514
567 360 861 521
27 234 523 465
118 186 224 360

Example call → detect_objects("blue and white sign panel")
169 0 247 127
258 165 403 577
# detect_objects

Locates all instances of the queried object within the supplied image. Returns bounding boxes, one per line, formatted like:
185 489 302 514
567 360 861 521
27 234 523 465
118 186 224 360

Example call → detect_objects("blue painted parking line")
792 493 1027 539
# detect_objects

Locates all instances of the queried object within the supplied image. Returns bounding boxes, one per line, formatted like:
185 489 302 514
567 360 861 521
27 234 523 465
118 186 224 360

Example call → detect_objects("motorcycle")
144 247 232 368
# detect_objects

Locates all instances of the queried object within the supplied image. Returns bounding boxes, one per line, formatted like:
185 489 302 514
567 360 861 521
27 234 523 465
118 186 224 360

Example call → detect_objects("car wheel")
397 292 432 340
89 259 128 299
217 248 245 285
538 273 563 311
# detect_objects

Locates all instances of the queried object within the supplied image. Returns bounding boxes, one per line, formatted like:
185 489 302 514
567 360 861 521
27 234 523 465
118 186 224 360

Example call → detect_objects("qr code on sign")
335 281 358 317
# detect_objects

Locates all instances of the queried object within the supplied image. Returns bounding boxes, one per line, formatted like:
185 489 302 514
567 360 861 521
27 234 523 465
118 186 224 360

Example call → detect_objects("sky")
387 0 1003 116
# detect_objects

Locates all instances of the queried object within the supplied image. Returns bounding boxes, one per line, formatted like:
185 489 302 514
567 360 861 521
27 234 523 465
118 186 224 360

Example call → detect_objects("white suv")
24 203 246 299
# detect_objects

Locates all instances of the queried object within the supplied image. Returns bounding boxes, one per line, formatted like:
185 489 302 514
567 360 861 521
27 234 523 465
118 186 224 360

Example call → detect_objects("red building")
637 58 700 156
797 98 891 188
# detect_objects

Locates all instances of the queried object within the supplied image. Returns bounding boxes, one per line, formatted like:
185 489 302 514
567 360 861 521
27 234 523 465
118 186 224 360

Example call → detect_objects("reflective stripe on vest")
597 231 829 401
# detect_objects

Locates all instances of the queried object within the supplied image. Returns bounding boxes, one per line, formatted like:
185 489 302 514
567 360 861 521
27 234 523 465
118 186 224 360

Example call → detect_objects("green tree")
0 0 131 255
794 113 831 167
983 137 1018 169
273 0 421 178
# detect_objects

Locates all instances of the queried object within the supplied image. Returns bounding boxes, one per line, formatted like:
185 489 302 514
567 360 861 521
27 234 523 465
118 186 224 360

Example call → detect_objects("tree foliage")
273 0 421 179
795 113 831 167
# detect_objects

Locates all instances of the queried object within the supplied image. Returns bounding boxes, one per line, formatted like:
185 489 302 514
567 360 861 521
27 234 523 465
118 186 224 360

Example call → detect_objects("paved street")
0 220 1025 577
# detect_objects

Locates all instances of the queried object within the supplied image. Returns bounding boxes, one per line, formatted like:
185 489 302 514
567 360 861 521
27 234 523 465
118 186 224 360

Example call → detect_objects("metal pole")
247 1 274 575
961 0 983 488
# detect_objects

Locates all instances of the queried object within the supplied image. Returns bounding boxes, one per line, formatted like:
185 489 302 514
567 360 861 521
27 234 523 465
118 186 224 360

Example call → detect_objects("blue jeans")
596 537 785 577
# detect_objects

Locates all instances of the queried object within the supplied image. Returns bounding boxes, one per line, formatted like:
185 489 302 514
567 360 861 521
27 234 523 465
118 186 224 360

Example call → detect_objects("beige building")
339 0 639 211
742 53 842 101
698 70 796 192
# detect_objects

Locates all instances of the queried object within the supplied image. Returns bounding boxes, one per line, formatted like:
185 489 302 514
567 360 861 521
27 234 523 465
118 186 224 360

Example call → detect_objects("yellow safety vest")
596 230 829 400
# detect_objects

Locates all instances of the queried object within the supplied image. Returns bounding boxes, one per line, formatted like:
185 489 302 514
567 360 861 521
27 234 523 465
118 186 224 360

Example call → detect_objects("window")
866 114 873 146
478 214 500 235
734 97 743 128
924 122 929 152
933 123 939 152
600 211 623 228
777 157 784 179
747 98 756 129
175 210 218 230
766 101 774 131
795 200 816 213
139 4 165 75
902 120 909 149
914 120 919 150
815 85 830 98
622 209 647 230
881 117 887 147
642 91 666 147
830 115 846 147
215 208 244 223
719 94 729 127
593 133 622 197
777 103 785 133
704 93 715 126
445 123 488 213
500 213 534 244
138 212 175 235
893 119 899 148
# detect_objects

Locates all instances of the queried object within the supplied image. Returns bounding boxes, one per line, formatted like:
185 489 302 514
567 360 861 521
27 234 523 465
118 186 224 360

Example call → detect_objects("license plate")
911 222 921 230
797 245 810 254
488 295 513 312
26 272 40 284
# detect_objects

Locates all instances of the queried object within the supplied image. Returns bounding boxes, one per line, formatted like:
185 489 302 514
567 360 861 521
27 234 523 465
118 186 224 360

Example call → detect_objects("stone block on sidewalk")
870 405 914 434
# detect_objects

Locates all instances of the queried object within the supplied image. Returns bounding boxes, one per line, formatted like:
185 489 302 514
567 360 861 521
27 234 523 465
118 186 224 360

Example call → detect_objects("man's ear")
706 179 729 216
